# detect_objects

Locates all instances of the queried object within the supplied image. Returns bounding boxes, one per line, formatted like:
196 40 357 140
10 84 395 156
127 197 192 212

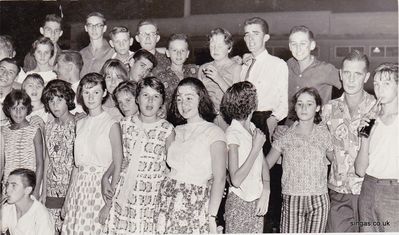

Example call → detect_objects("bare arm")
228 128 265 188
109 123 123 192
33 128 44 199
256 157 270 216
208 140 227 233
0 128 4 182
355 137 370 177
265 147 282 169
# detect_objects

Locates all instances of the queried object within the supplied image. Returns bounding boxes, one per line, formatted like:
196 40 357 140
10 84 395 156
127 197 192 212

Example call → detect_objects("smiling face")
105 69 124 94
209 34 230 61
23 79 44 103
48 96 69 118
0 61 19 88
85 16 106 40
341 60 369 96
167 39 189 66
115 90 138 117
110 32 133 56
81 83 106 112
295 92 320 122
34 43 52 66
244 24 269 56
129 57 153 82
289 31 315 61
135 24 159 52
176 85 201 121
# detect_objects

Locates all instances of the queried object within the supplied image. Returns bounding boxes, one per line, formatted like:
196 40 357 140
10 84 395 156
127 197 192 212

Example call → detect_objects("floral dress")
104 115 173 234
45 119 76 232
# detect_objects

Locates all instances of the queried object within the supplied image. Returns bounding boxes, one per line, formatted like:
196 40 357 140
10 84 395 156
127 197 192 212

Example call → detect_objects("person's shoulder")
315 59 338 71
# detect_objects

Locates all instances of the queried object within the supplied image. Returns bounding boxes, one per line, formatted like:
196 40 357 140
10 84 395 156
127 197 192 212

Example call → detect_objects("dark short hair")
244 17 269 34
167 77 216 126
290 87 322 124
86 12 106 25
57 50 84 72
0 35 15 58
289 25 315 41
43 14 62 28
41 79 76 112
136 19 158 34
136 76 165 105
209 28 234 50
100 59 129 82
220 81 257 124
113 80 138 104
167 33 189 49
373 62 398 83
133 49 157 68
109 26 131 39
342 50 370 72
77 72 107 112
2 89 33 120
22 73 45 88
9 168 36 194
0 58 21 74
31 36 54 58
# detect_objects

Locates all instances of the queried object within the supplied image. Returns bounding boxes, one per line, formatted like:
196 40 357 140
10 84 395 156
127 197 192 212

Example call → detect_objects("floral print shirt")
322 92 376 194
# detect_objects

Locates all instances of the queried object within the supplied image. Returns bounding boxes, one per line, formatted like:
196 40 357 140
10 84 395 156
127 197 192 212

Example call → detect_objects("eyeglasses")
86 23 105 29
138 32 158 38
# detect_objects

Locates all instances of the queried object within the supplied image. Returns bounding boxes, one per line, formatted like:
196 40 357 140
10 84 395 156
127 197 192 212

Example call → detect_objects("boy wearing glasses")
135 19 169 76
80 12 113 77
23 14 63 72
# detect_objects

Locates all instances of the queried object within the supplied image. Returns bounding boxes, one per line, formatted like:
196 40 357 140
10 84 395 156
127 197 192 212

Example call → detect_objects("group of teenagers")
0 10 398 235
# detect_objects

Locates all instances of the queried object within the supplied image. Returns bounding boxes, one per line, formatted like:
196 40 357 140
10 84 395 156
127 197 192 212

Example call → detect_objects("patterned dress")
1 124 38 192
45 119 76 232
105 115 173 234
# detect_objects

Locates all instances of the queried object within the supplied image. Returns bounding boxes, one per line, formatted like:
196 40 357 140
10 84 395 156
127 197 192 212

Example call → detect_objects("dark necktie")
244 58 256 81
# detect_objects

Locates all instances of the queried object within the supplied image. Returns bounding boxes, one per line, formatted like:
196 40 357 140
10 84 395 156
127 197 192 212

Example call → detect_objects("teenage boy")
240 17 288 149
80 12 113 77
109 26 134 69
0 58 20 126
129 49 157 82
24 14 63 72
287 25 340 108
322 50 375 232
54 50 85 114
1 168 54 235
135 19 169 75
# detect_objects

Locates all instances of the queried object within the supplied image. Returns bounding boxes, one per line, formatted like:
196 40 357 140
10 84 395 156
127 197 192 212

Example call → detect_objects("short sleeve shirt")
273 122 333 196
167 120 226 186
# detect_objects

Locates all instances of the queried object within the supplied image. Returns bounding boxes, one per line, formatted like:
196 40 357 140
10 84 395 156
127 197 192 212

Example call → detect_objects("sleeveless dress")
61 111 117 235
2 124 38 192
104 115 173 234
44 119 76 232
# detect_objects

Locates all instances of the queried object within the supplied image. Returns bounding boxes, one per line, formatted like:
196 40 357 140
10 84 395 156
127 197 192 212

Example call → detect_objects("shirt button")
299 74 302 77
296 86 300 89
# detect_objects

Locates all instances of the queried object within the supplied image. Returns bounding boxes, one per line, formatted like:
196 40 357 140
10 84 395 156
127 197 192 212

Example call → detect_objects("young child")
220 81 270 233
113 80 139 117
100 59 129 121
355 63 398 232
109 26 134 69
61 73 123 234
199 28 242 130
129 49 157 82
104 76 174 234
41 79 76 233
18 37 57 84
1 89 44 200
158 33 198 108
1 168 54 235
22 73 50 125
266 87 333 233
155 77 226 234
